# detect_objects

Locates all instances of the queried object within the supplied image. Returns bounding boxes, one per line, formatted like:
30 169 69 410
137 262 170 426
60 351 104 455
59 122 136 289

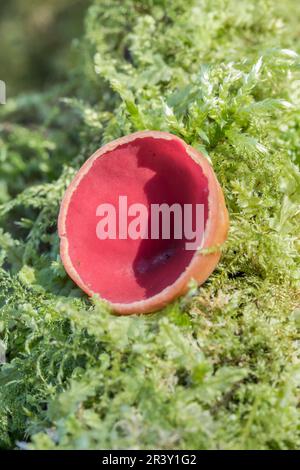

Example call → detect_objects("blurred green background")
0 0 89 97
1 0 299 99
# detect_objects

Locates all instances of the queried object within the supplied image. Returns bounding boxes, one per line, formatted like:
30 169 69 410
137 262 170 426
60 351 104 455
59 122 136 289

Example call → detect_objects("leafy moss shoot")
0 0 300 450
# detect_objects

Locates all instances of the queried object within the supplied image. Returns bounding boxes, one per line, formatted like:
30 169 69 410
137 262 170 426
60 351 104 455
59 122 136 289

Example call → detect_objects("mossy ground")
0 0 300 450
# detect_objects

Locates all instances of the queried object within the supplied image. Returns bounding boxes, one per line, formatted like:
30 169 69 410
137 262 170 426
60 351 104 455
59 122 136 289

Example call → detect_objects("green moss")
0 0 300 450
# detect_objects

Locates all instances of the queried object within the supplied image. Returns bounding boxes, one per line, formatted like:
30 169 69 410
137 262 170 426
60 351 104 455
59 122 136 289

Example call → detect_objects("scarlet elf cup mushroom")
58 131 229 314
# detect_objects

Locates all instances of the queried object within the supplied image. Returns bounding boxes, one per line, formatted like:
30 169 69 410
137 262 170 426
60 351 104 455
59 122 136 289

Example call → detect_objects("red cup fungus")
58 131 229 314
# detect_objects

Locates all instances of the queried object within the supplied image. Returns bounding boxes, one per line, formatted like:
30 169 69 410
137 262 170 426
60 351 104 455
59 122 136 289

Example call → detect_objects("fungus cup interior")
64 137 209 304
